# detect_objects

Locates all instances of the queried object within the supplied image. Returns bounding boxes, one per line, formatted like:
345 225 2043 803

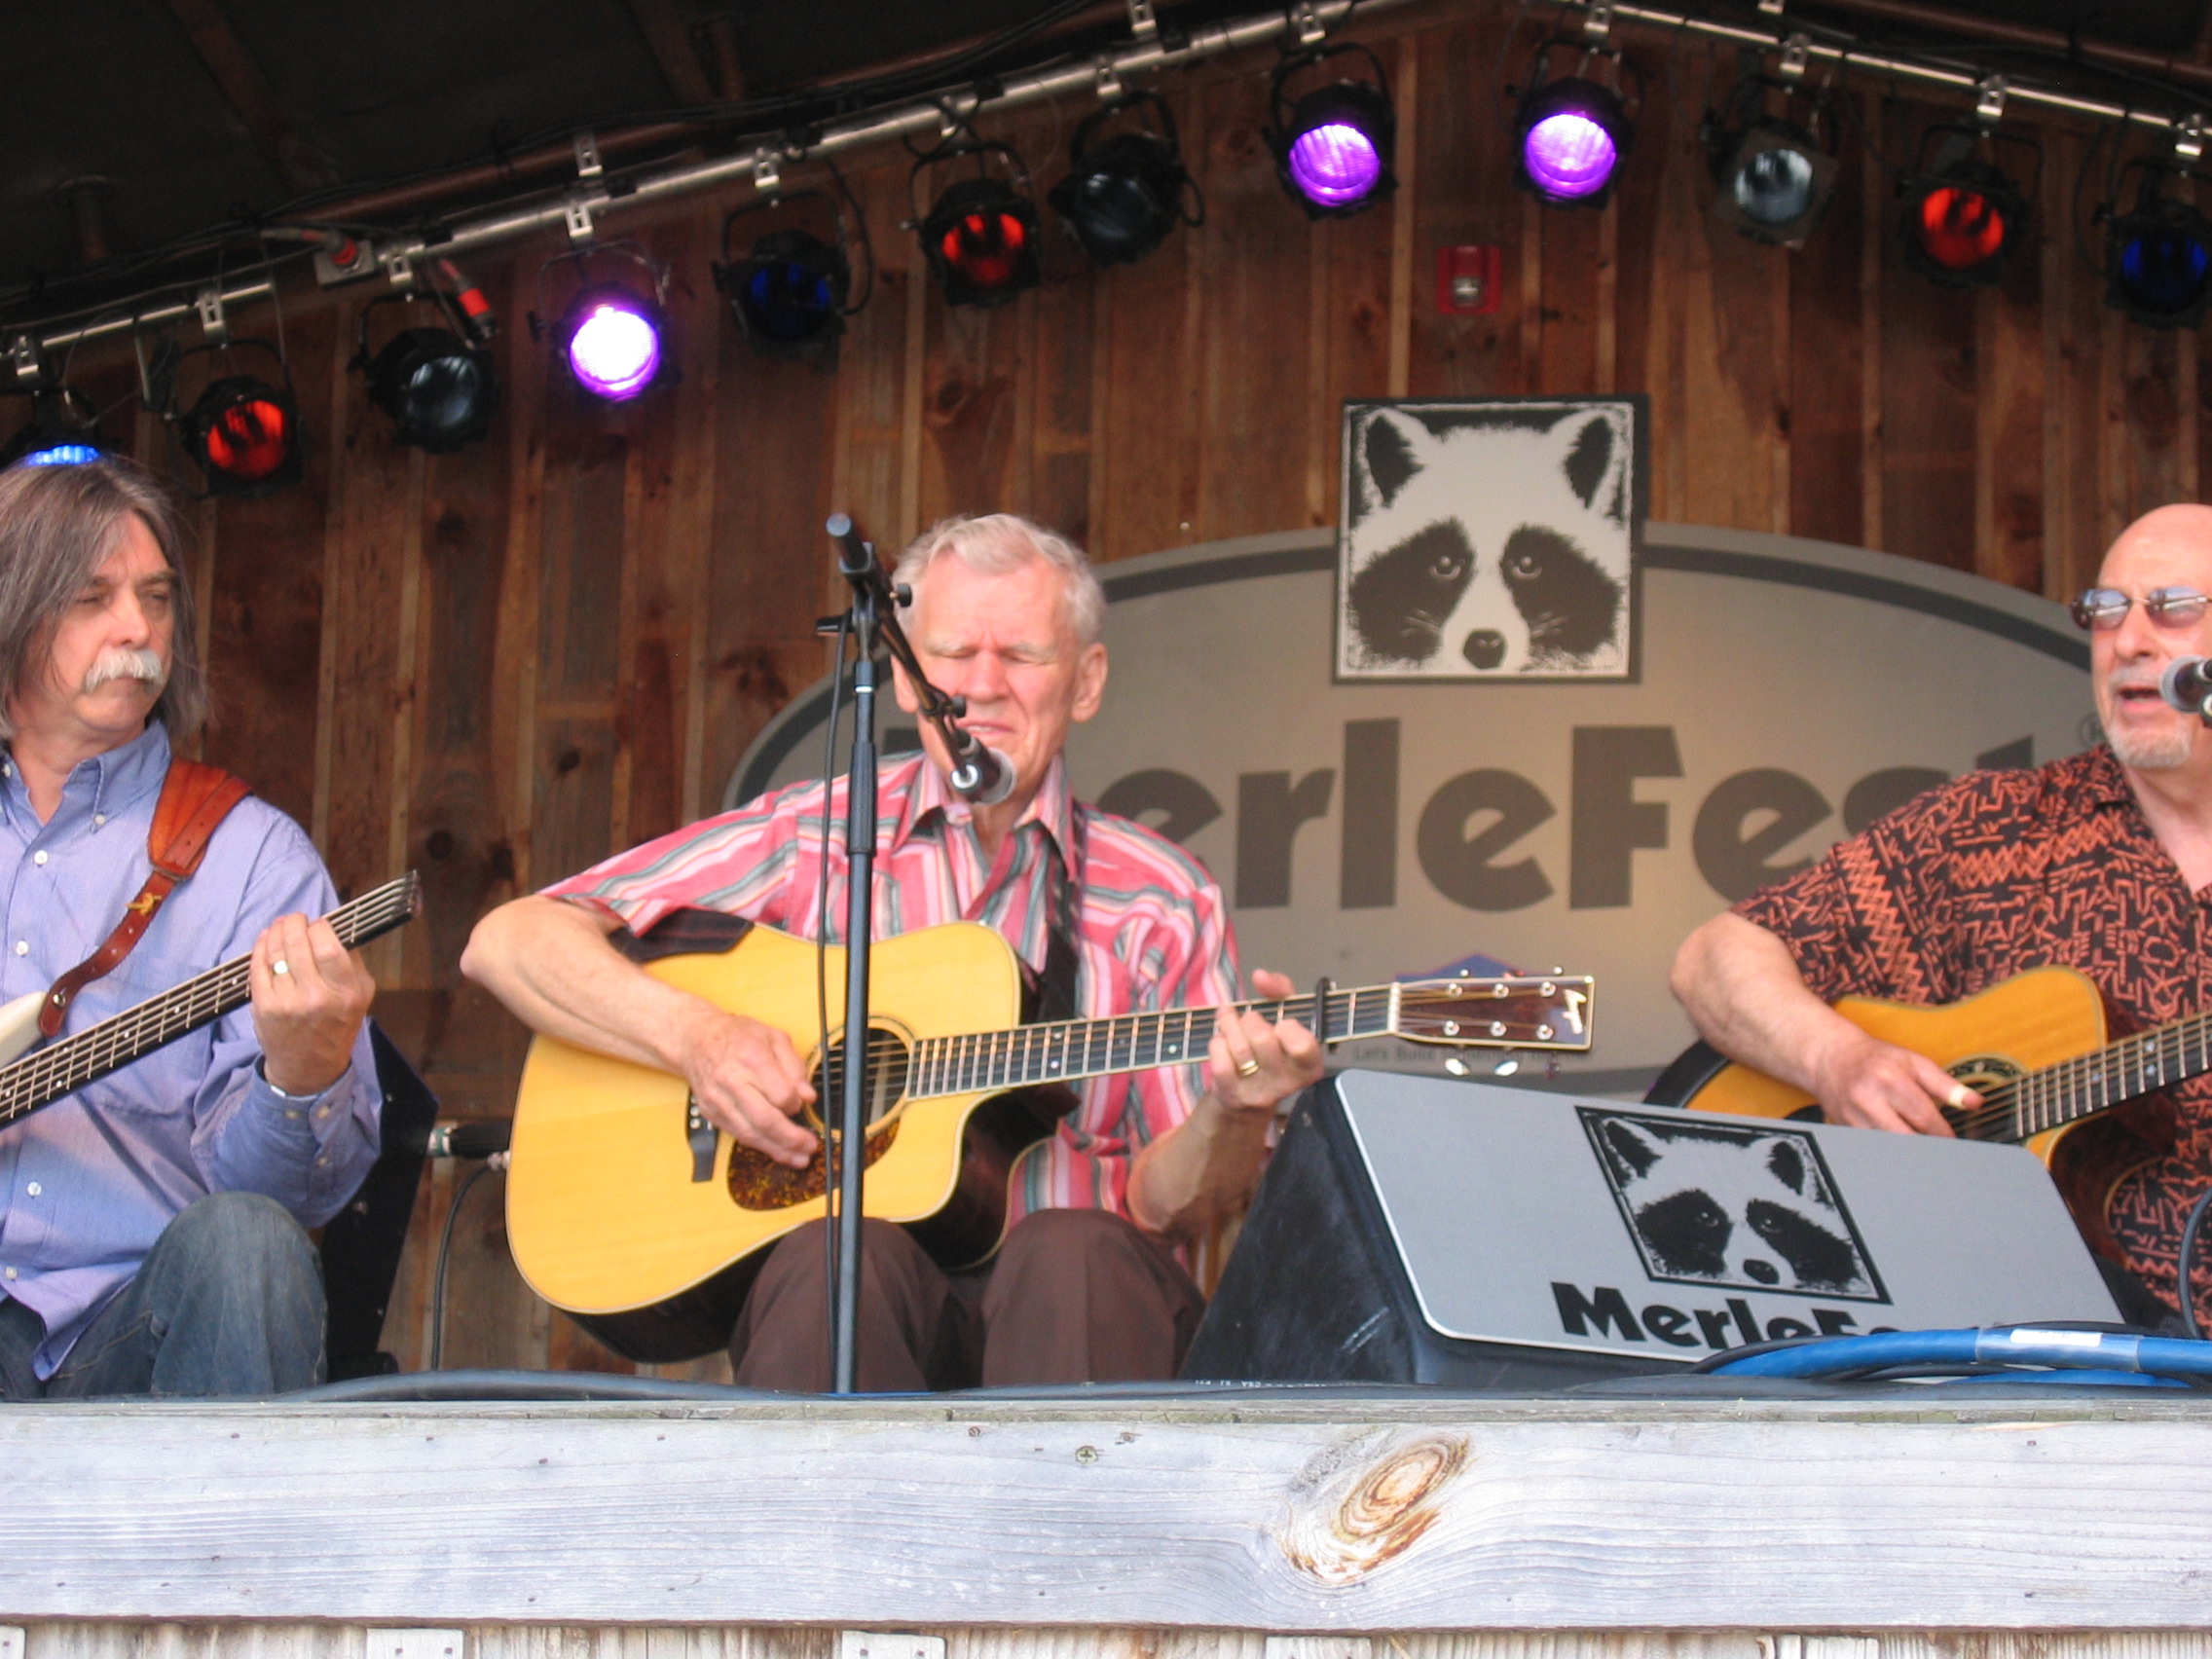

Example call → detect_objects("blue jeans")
0 1191 325 1398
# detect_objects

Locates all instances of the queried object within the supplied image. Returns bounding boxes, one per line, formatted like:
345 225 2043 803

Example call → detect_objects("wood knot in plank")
1274 1429 1469 1585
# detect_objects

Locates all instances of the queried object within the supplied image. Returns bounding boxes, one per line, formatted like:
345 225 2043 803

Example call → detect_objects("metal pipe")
374 0 1388 269
1801 0 2212 95
1604 1 2193 135
33 276 274 353
13 0 2211 368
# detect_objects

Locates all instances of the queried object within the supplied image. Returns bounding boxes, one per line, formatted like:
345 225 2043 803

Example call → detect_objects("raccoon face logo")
1341 405 1632 678
1582 1110 1884 1299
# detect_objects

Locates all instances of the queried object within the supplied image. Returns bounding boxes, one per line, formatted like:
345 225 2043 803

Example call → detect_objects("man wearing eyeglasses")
1671 502 2212 1326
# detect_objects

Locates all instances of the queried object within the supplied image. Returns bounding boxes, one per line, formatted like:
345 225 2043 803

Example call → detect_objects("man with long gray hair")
0 455 377 1398
466 512 1323 1389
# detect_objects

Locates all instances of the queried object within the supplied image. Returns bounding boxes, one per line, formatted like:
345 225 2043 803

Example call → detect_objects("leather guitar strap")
36 758 252 1038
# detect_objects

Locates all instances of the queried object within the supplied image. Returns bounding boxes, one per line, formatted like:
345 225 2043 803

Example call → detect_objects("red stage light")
203 394 290 480
917 166 1042 309
182 372 304 497
1916 186 2008 272
941 209 1028 292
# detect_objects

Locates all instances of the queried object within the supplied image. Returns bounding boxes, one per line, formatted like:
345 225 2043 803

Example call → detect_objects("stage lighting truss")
1049 92 1205 264
1265 43 1397 219
531 242 675 402
3 388 105 467
173 339 304 498
350 279 498 453
2102 153 2212 331
1898 119 2038 289
714 172 873 362
1702 60 1839 249
1512 40 1639 209
911 138 1044 309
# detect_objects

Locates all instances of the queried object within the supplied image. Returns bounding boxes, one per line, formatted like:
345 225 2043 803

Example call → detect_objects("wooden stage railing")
3 1391 2212 1648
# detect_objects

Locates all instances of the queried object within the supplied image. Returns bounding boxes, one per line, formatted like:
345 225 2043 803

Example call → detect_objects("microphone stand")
822 512 1006 1393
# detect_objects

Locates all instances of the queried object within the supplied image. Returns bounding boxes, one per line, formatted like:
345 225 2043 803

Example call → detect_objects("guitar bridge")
684 1095 718 1183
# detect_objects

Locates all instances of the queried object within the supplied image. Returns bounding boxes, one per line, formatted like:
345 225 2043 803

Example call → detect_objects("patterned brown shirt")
1735 744 2212 1314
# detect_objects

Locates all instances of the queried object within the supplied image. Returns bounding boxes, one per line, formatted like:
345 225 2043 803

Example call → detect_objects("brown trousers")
728 1207 1207 1391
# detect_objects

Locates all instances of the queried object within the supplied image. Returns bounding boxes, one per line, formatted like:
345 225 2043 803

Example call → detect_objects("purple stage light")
563 288 663 400
1287 121 1383 209
1269 77 1396 219
1524 113 1617 201
1515 77 1630 207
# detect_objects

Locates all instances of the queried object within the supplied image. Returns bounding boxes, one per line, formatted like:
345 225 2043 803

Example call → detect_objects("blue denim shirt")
0 721 380 1377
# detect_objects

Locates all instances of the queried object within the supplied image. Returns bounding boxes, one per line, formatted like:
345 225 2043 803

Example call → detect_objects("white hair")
891 514 1105 645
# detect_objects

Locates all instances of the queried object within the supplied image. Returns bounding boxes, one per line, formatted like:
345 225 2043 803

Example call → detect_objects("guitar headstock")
1389 974 1594 1051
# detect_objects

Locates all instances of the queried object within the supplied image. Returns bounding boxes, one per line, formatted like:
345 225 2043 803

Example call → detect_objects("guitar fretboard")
1962 1008 2212 1143
0 872 421 1127
903 985 1398 1100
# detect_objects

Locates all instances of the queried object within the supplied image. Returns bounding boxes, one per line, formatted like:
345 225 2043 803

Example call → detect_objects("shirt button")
12 942 25 957
92 814 105 827
315 1156 330 1168
4 1269 16 1281
30 851 44 866
23 1183 37 1197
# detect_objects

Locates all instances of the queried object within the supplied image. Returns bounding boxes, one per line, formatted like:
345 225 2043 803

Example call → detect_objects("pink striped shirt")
542 753 1241 1224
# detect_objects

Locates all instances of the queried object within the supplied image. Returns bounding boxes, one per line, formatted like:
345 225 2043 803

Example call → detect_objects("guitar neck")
0 872 422 1128
1976 1007 2212 1143
904 985 1402 1101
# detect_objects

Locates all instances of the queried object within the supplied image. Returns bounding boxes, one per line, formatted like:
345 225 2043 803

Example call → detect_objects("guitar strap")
36 758 252 1038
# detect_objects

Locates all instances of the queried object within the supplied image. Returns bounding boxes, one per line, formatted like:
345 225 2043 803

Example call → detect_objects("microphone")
826 512 874 577
950 746 1017 806
2160 657 2212 717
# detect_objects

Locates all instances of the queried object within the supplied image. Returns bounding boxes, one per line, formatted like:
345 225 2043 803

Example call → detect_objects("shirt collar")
1 719 171 831
2083 742 2143 808
895 751 1080 877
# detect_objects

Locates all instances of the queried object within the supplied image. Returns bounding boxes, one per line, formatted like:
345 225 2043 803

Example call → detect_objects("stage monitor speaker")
1186 1067 2120 1389
1182 1073 1687 1390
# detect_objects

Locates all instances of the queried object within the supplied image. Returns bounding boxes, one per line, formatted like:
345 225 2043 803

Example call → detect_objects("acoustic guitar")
1650 964 2194 1249
503 917 1596 1363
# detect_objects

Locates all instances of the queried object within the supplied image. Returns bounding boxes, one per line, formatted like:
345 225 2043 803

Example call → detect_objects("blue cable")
1711 1326 2212 1382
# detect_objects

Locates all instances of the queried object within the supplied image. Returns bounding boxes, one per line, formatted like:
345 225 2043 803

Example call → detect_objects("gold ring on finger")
1235 1057 1261 1078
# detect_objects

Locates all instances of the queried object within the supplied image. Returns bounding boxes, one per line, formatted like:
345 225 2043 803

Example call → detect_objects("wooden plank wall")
49 0 2212 1378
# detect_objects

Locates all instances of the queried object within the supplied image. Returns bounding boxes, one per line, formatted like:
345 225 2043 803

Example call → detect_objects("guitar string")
0 877 415 1123
1946 1005 2212 1143
816 981 1571 1102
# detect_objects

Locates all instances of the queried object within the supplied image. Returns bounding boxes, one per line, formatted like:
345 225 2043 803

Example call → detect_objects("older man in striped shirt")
464 513 1322 1390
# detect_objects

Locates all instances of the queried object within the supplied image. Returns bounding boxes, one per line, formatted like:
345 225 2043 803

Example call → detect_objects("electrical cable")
427 1161 495 1372
2176 1183 2212 1340
1707 1324 2212 1384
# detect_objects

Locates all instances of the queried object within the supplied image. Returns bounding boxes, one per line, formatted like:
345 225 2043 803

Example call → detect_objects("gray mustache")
81 646 166 695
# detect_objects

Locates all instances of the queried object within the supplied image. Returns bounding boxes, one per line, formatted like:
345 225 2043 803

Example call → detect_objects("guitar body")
1672 964 2110 1164
505 920 1064 1362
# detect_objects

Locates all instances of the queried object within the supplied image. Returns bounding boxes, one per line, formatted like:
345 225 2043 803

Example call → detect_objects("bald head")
2100 503 2212 587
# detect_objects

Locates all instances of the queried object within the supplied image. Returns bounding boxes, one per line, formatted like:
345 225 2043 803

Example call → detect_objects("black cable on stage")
428 1161 496 1372
2177 1183 2212 1341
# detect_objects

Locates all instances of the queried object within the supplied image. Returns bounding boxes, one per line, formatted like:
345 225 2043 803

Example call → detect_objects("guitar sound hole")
809 1026 912 1130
